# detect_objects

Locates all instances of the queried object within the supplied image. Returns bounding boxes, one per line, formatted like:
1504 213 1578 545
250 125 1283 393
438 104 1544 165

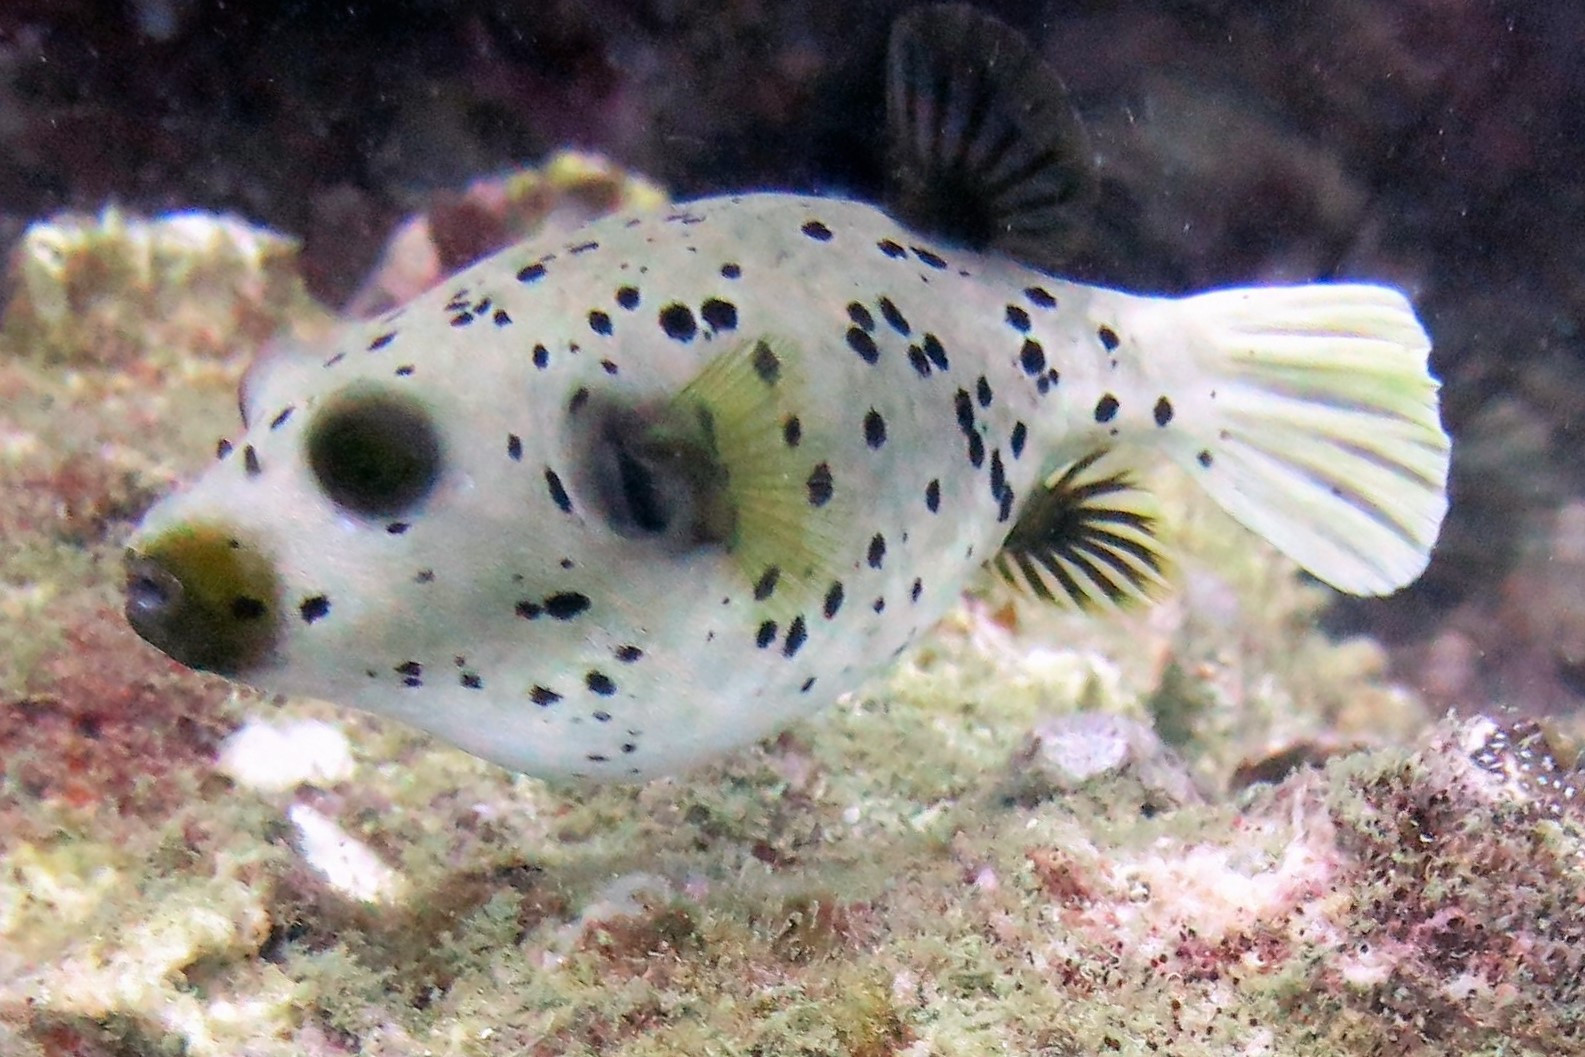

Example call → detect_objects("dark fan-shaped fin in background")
885 3 1096 272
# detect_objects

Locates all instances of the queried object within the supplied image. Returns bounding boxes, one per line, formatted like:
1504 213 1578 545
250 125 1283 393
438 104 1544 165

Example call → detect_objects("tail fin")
1143 284 1450 596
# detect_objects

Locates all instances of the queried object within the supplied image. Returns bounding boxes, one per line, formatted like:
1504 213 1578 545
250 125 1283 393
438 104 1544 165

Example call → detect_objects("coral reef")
3 165 1582 1052
2 2 1583 1051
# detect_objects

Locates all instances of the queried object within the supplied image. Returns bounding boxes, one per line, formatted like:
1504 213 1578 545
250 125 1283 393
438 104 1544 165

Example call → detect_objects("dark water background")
2 0 1581 716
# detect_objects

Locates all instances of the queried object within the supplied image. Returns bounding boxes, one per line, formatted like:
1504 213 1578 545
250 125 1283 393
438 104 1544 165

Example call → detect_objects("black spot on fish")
753 566 781 601
493 309 512 326
545 468 573 512
1154 396 1174 426
925 479 941 513
269 406 294 430
878 238 907 258
507 434 523 461
531 685 561 706
701 298 737 331
976 376 993 407
753 340 781 384
877 296 910 336
1197 449 1214 468
863 408 887 449
461 672 483 689
872 596 886 613
568 388 589 414
912 246 947 269
1019 339 1046 376
395 660 423 687
800 677 816 693
1098 325 1120 351
867 533 886 569
910 578 923 602
922 333 949 371
569 240 599 254
806 463 834 507
533 344 549 369
394 365 415 377
1094 394 1120 423
783 616 807 657
720 262 742 279
216 439 233 459
846 327 879 364
243 446 261 476
1010 422 1028 458
756 620 778 648
231 596 266 620
967 431 984 468
1005 304 1031 332
801 219 833 241
586 670 616 695
601 359 619 375
998 487 1015 523
954 389 975 435
616 286 640 310
385 521 409 535
823 581 844 619
989 449 1006 501
415 569 435 584
368 332 396 351
659 303 697 342
592 710 610 722
847 302 875 331
450 312 474 328
515 600 543 619
782 415 802 448
544 592 590 620
588 309 613 336
907 345 932 377
1025 286 1057 309
615 645 643 663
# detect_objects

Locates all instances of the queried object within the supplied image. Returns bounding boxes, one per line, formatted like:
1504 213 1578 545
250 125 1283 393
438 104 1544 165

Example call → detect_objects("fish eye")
306 388 443 518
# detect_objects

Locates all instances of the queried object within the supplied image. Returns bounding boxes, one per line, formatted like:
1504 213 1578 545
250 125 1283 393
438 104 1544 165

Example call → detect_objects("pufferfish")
123 5 1450 781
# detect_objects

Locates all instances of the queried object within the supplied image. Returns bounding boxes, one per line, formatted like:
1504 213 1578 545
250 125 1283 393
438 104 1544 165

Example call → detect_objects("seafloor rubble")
1 154 1583 1056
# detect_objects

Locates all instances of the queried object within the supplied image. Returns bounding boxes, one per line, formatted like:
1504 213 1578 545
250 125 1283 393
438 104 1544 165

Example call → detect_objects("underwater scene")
0 2 1580 1054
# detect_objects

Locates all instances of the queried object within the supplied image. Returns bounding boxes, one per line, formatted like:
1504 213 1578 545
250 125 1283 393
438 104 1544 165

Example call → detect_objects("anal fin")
991 449 1171 611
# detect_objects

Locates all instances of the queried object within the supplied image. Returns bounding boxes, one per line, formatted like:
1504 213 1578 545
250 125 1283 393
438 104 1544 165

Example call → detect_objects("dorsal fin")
885 3 1095 271
991 449 1171 611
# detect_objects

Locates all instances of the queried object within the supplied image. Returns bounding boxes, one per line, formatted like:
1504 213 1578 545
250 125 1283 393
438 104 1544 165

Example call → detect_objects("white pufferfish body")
124 6 1450 781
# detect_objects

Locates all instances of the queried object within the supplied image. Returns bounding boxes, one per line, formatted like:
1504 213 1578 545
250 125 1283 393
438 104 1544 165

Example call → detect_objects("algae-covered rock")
0 207 321 368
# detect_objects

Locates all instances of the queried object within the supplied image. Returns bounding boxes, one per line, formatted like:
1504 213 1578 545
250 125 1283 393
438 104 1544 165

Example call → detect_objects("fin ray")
660 335 843 622
885 4 1095 270
992 449 1171 611
1140 284 1450 596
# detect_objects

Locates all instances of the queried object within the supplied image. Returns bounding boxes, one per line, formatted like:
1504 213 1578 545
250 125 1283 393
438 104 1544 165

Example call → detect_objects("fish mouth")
123 523 281 677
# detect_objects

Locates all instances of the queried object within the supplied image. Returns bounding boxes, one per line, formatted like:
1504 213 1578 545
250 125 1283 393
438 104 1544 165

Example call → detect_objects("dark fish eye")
306 388 443 518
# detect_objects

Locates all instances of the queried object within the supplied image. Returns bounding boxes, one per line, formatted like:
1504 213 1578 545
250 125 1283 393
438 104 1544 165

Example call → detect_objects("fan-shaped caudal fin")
1142 283 1450 596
